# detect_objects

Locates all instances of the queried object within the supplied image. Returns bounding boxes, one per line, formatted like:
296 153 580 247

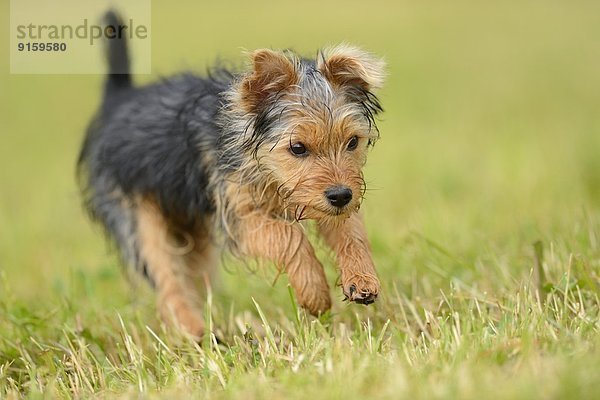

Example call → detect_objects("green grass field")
2 1 600 398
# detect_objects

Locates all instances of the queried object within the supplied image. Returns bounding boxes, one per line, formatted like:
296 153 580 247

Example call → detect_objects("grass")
1 0 600 398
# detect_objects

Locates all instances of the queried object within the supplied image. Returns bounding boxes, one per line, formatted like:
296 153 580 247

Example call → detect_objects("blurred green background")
1 0 600 314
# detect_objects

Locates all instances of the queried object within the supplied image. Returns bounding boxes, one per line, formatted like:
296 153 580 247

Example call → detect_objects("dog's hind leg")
136 199 208 338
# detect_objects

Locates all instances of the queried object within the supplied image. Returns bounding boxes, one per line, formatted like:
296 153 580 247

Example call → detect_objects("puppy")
79 11 385 337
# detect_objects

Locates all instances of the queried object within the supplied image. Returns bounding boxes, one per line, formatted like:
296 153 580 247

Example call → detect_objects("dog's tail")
103 10 132 98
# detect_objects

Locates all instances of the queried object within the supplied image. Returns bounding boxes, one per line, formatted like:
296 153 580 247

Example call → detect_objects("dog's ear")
318 45 385 92
238 49 299 113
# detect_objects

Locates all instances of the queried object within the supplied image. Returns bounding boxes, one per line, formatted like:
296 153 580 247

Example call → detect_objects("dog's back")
78 11 227 267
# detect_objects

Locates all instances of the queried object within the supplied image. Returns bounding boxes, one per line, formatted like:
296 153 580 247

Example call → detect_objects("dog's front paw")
300 292 332 316
342 274 380 305
288 258 332 316
296 281 332 316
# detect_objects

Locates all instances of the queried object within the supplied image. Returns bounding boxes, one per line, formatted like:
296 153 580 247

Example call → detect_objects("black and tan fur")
79 11 385 337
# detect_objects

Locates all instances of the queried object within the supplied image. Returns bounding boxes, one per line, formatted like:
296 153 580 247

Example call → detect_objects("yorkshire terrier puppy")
79 11 385 337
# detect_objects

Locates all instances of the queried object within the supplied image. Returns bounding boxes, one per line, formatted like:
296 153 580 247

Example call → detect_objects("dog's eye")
290 142 308 156
347 136 359 151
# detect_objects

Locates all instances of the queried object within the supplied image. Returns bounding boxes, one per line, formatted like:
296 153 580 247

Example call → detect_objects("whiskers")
294 204 308 221
278 175 309 221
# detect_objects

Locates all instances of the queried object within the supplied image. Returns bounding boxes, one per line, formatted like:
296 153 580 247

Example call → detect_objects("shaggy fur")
78 11 385 337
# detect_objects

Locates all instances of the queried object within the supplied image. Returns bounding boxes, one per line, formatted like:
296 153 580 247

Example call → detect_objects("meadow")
1 1 600 398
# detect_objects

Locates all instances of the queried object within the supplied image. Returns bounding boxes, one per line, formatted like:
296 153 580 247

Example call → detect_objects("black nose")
325 186 353 208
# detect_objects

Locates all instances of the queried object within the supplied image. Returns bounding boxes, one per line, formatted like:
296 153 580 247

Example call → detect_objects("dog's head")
226 45 385 221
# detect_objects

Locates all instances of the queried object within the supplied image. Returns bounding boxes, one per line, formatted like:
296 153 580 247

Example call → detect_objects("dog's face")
231 46 384 220
257 100 376 220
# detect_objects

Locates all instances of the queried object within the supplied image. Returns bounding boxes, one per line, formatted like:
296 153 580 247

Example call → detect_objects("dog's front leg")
236 214 331 315
319 213 380 305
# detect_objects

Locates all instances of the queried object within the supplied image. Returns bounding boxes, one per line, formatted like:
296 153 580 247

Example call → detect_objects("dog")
78 11 385 337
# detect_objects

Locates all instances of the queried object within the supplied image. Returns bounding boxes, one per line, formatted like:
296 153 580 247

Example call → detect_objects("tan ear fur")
318 44 385 91
239 49 299 113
